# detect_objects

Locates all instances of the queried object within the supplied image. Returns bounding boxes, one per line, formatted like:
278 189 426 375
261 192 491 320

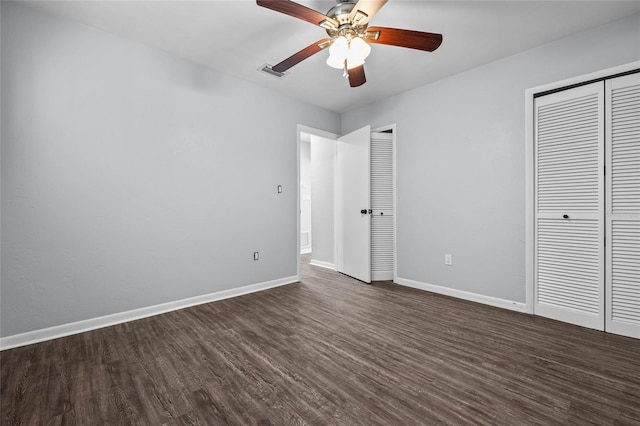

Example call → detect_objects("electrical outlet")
445 254 452 266
253 251 259 261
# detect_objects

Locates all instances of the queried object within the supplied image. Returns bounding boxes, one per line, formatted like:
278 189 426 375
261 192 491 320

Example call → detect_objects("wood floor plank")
2 255 640 425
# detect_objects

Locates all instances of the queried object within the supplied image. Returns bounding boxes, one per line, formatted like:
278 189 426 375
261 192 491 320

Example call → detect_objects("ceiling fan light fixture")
326 35 349 69
350 36 371 60
346 51 365 69
326 56 346 69
257 0 443 88
327 35 370 70
329 36 349 58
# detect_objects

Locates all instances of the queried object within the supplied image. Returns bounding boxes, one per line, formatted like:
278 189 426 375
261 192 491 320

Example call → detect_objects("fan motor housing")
325 1 367 38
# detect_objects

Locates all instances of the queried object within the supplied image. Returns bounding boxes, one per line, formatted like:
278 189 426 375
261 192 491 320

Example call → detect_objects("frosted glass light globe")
350 37 371 60
330 36 349 58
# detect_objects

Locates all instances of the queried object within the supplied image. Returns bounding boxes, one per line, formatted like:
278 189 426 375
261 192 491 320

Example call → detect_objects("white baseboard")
309 259 335 270
0 276 298 351
395 277 528 313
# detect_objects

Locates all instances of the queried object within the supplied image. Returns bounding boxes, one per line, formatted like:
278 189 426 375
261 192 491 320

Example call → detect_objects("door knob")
360 209 367 214
563 214 569 219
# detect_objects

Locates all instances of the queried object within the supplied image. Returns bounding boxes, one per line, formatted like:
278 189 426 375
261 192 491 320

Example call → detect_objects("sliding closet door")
606 73 640 338
534 82 605 330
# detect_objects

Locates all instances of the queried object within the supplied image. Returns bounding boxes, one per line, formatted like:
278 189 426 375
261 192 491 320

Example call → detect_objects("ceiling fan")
257 0 443 87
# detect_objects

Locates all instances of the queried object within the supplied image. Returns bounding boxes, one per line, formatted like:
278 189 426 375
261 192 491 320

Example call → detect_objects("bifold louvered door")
605 73 640 338
534 82 605 331
534 73 640 338
371 132 394 281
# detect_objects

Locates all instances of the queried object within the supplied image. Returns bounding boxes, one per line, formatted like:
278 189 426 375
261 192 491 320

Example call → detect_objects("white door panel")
534 82 605 330
371 132 394 281
605 73 640 338
336 126 371 283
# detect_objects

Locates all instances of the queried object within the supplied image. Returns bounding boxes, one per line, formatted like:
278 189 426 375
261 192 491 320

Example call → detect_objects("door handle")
563 214 569 219
361 209 367 214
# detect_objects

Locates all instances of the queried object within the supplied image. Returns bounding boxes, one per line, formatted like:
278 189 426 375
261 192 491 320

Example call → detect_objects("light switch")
277 185 282 194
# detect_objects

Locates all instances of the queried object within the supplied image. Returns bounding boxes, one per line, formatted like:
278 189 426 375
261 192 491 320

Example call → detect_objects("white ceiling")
21 0 640 113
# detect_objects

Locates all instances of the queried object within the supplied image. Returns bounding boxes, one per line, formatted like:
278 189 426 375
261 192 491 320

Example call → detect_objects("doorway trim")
296 124 339 281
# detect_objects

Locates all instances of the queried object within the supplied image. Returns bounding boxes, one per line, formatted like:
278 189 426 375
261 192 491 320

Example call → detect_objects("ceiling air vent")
260 64 286 78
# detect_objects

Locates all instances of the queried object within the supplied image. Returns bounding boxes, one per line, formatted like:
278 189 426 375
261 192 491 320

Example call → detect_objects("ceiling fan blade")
348 65 366 87
272 38 332 73
257 0 339 30
350 0 388 26
365 26 443 52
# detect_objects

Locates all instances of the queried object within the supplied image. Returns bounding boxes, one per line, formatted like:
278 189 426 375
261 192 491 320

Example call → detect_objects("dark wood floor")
2 256 640 425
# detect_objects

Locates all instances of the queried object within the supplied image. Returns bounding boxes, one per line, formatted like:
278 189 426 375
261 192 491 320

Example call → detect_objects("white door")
336 125 371 283
534 82 605 330
370 132 394 281
605 73 640 338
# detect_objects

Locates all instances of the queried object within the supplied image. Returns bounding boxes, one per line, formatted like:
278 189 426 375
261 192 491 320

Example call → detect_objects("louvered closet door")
371 132 394 281
606 73 640 338
534 82 605 330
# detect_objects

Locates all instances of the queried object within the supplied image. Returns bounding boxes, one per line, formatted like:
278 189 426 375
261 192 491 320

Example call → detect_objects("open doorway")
300 134 312 255
296 124 396 283
296 125 339 280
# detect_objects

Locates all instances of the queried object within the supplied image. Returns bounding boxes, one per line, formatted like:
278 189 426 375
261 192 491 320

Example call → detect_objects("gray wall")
2 1 639 338
310 135 336 266
1 3 340 337
342 13 640 303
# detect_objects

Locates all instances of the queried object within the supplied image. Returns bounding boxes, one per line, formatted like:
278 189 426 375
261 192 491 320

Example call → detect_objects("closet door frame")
525 60 640 315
